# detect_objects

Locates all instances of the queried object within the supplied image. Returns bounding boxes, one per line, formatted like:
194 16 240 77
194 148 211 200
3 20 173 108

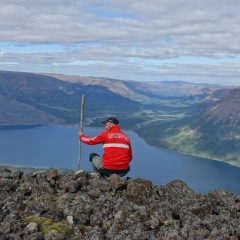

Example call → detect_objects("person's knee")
92 156 103 169
89 153 100 162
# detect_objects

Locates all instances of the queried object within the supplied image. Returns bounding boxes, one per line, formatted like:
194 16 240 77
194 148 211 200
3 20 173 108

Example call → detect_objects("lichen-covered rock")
0 169 240 239
107 174 127 191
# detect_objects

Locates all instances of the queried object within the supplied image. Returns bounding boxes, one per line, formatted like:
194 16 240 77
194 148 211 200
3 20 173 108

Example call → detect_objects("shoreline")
147 144 240 169
1 123 239 170
0 164 75 174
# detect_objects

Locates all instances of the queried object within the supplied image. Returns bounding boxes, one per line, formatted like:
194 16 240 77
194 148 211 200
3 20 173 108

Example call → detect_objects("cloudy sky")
0 0 240 84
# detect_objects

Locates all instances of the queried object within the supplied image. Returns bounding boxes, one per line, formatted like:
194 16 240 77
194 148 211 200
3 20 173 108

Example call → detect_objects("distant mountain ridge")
137 87 240 166
40 72 227 103
0 70 142 126
201 87 240 130
1 70 229 127
0 96 64 126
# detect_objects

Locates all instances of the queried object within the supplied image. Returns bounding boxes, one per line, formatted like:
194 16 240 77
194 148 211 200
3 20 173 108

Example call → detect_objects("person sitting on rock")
78 117 133 177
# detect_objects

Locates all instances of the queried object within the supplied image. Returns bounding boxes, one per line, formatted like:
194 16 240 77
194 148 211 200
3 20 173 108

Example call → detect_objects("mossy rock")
24 216 74 238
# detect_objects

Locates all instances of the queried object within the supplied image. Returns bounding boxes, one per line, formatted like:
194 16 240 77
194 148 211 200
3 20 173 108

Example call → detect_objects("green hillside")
136 88 240 166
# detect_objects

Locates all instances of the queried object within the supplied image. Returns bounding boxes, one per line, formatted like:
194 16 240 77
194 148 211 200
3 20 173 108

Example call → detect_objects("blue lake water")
0 125 240 195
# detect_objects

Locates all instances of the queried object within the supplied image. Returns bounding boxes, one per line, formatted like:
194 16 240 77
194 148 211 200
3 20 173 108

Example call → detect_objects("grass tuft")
24 216 74 238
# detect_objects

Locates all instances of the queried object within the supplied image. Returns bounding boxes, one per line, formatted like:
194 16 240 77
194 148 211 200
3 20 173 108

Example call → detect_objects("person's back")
101 124 132 171
79 117 133 177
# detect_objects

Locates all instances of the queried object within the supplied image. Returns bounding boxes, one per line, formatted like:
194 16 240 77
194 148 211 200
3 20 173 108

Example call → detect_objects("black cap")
102 117 119 125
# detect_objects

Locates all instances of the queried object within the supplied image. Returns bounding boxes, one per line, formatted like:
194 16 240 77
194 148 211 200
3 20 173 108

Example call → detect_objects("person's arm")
129 141 133 161
79 131 106 145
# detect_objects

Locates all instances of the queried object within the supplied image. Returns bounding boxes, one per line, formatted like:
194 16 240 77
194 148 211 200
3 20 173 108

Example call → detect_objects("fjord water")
1 125 240 195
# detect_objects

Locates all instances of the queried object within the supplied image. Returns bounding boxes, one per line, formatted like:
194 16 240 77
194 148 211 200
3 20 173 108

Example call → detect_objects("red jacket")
80 126 133 170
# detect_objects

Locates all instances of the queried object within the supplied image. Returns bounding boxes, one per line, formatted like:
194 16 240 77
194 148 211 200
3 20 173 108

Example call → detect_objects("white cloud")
0 0 240 84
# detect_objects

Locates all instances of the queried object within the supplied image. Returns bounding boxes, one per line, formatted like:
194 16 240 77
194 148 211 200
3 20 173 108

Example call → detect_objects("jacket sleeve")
80 132 106 145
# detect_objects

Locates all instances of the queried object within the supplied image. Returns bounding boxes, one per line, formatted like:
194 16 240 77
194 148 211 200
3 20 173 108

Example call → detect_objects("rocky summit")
0 168 240 240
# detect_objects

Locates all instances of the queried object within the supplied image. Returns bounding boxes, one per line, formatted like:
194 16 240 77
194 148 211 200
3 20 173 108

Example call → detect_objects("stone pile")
0 168 240 239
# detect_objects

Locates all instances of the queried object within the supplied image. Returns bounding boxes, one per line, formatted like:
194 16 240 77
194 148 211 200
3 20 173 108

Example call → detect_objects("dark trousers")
89 153 130 177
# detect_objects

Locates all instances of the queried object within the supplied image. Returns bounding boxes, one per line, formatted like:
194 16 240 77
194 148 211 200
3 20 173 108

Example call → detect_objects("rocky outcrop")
0 168 240 239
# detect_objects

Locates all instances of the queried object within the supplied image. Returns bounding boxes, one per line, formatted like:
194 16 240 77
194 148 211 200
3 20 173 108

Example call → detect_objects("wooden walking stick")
78 94 85 170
